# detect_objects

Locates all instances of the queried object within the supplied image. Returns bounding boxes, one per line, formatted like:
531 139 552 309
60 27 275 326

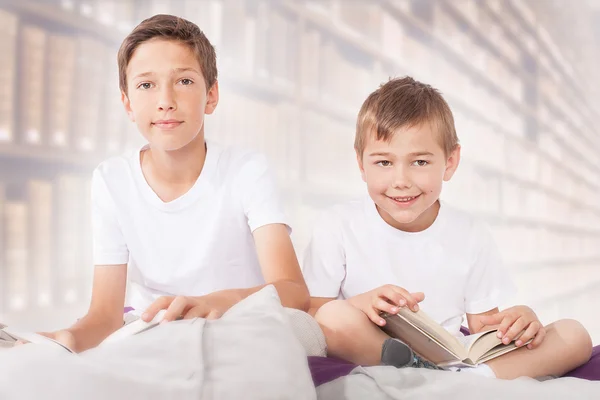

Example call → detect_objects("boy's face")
357 123 460 232
121 38 218 152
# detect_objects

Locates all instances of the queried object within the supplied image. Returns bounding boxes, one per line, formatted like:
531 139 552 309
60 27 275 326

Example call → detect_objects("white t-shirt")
302 197 516 337
91 140 289 313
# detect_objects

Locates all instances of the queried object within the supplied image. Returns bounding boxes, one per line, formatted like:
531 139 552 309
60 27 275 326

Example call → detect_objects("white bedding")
317 364 600 400
0 286 317 400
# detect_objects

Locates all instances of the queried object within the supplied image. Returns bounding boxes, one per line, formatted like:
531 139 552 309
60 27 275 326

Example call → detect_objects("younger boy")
36 14 309 352
303 77 592 379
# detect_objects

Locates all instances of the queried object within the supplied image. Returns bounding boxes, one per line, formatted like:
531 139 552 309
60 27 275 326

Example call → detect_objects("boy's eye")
376 160 392 167
413 160 429 166
138 82 153 90
180 78 193 85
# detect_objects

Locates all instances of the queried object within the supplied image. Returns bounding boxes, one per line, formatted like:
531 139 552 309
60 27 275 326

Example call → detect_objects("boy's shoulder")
213 142 268 171
439 202 482 232
93 148 138 181
313 198 370 234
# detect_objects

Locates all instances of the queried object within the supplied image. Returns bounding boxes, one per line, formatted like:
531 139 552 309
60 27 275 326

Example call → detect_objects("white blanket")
317 365 600 400
0 286 317 400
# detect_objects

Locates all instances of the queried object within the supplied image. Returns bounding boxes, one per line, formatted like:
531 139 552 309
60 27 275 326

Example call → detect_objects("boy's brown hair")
117 14 217 94
355 76 459 157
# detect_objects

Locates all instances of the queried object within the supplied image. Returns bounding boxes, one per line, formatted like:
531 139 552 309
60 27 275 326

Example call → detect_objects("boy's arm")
145 223 309 322
51 264 127 353
250 222 310 311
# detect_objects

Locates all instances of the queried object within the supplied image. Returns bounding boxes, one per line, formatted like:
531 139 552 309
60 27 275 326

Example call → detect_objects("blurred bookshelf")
0 0 599 339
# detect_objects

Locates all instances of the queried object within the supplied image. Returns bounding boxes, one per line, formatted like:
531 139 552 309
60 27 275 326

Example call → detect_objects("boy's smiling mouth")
386 194 421 205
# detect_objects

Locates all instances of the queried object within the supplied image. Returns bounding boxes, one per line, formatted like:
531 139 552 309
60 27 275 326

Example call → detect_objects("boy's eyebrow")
173 67 201 74
131 68 201 81
368 151 434 157
132 71 154 80
408 151 434 157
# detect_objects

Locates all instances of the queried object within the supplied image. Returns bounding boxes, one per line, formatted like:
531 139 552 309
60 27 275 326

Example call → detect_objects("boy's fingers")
497 314 518 341
205 310 222 320
410 292 425 303
480 312 504 327
387 286 419 311
492 314 516 338
503 317 527 344
373 298 399 315
529 327 546 349
162 296 189 322
143 296 174 321
367 308 386 326
377 287 404 308
516 321 540 347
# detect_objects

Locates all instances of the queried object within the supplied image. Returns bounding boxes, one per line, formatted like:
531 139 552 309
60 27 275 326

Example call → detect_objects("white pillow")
201 285 317 399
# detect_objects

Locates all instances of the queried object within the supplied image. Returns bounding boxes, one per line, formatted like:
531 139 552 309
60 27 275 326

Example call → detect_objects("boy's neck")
377 200 440 233
141 132 207 198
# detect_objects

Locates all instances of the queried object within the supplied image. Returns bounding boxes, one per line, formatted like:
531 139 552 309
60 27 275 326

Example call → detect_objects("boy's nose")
392 169 412 189
157 89 177 111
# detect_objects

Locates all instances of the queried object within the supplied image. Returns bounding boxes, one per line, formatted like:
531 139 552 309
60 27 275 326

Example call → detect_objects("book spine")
0 9 18 143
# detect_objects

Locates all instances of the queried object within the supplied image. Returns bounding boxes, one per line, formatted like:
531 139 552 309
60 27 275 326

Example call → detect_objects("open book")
0 310 168 353
381 308 530 368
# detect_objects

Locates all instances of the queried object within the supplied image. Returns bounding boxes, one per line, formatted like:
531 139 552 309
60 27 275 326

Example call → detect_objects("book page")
0 328 74 353
389 308 468 359
382 312 467 363
100 309 167 345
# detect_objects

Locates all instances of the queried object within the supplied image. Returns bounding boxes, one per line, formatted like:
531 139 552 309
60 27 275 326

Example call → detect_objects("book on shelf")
71 37 109 152
47 33 76 149
53 174 86 305
3 201 28 312
0 9 18 143
18 24 46 146
0 184 5 312
27 180 54 308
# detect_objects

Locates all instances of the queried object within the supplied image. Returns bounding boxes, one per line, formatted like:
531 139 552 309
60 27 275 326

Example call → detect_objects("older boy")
38 14 308 353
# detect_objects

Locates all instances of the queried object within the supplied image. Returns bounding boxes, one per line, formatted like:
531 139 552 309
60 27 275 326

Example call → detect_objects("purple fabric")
563 346 600 380
307 356 356 387
307 327 600 386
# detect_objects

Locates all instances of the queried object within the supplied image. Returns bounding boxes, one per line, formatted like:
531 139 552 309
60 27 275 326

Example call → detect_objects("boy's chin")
148 138 196 152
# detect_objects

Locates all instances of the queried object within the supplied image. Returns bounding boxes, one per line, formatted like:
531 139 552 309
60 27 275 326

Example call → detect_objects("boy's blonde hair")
117 14 217 94
355 76 459 157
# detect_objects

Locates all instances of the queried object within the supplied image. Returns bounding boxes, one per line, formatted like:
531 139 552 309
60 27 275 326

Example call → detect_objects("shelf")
0 142 103 170
441 1 536 85
462 157 600 219
511 257 600 272
469 210 600 236
502 1 600 126
380 0 600 184
480 2 600 153
0 0 126 46
445 92 600 195
528 278 600 310
280 0 600 192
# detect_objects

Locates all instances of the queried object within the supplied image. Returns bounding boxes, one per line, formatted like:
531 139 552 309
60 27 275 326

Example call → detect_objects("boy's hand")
348 285 425 327
143 291 238 323
479 305 546 349
15 330 76 351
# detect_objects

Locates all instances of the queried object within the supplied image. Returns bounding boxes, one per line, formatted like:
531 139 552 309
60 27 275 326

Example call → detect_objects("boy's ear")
443 144 461 181
121 91 135 122
204 80 220 115
356 150 367 182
